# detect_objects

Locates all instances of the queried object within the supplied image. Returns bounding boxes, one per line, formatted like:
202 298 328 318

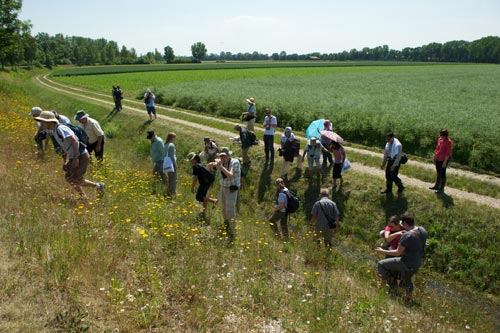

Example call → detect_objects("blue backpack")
56 124 89 152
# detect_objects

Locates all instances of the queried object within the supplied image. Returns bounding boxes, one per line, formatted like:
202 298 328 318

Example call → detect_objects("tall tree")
191 42 207 62
0 0 23 69
164 45 175 63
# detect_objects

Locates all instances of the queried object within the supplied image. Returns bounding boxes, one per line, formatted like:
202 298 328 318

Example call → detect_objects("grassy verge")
0 69 498 332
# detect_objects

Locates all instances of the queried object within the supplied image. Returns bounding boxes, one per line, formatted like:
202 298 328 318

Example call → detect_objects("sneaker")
380 189 391 194
96 182 106 195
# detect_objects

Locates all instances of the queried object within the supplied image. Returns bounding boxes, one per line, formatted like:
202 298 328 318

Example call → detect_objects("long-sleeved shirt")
434 137 452 162
150 137 165 163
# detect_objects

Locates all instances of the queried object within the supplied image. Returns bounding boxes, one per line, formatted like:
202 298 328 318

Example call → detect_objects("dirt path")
36 75 500 209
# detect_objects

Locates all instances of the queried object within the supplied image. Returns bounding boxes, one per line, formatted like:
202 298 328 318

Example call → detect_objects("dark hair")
400 212 415 226
386 131 395 138
193 155 201 163
439 128 449 137
388 215 399 226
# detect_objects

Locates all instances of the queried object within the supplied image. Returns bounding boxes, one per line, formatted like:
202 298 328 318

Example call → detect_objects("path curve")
35 75 500 209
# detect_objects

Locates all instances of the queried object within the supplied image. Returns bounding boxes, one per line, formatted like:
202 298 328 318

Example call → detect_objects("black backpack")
248 131 258 145
285 190 300 214
56 124 89 153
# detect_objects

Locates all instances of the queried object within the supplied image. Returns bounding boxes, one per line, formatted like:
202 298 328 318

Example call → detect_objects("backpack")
56 124 89 153
285 190 300 214
400 154 408 164
248 131 258 145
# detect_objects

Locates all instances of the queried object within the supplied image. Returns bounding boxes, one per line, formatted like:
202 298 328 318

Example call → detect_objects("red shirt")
434 137 452 162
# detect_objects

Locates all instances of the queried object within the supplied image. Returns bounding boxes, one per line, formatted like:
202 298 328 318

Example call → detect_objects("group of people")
30 107 105 199
29 93 452 300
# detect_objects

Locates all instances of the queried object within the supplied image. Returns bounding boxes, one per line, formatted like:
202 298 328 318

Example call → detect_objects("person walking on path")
321 120 334 166
147 130 168 191
331 141 346 188
429 128 452 194
268 178 290 241
210 147 241 243
112 86 123 112
262 107 277 164
241 97 256 131
375 212 427 299
164 132 178 198
187 152 218 214
144 89 157 121
280 127 302 180
34 111 105 200
309 188 340 248
380 131 405 194
74 110 105 162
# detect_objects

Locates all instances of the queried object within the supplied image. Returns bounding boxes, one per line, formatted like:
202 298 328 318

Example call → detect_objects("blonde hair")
166 132 177 143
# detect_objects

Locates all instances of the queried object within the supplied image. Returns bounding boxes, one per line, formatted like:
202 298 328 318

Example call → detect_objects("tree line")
1 1 500 69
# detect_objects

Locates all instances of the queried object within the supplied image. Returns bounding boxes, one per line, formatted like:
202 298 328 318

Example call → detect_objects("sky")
18 0 500 56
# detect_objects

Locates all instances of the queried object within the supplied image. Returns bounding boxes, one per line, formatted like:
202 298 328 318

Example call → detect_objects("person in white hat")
34 111 105 200
302 136 326 177
241 97 256 131
29 106 48 159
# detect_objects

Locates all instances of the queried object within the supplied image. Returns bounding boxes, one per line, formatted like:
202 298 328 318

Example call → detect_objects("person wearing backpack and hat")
187 152 218 214
241 97 256 131
309 188 340 248
74 110 105 161
210 147 241 243
34 111 105 200
268 178 290 241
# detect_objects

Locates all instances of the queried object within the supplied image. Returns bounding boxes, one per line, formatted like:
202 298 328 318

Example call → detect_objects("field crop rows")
53 64 500 173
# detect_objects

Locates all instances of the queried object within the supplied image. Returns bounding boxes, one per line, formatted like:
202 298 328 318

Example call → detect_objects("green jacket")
150 137 165 163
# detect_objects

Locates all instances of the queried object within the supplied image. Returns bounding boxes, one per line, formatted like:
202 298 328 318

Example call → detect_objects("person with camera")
209 147 241 243
309 188 340 248
262 107 277 164
302 136 325 177
380 131 405 194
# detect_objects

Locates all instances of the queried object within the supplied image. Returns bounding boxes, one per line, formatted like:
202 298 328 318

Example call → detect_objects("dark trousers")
435 160 447 180
322 150 333 165
87 141 104 160
264 134 275 162
385 159 403 190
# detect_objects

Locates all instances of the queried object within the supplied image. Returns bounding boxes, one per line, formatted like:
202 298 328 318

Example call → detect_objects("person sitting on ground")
302 136 325 177
375 212 427 298
379 215 405 250
187 152 218 214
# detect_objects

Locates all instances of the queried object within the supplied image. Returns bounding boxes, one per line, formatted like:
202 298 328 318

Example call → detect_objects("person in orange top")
429 128 452 193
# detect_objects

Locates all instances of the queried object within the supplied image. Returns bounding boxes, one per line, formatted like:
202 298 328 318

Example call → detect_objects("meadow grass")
0 70 499 332
52 64 500 173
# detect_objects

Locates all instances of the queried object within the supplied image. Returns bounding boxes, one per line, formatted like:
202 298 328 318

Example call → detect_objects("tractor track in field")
36 74 500 210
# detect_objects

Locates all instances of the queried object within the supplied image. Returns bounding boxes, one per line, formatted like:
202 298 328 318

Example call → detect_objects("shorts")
196 183 211 202
146 106 156 115
333 163 342 179
65 152 89 185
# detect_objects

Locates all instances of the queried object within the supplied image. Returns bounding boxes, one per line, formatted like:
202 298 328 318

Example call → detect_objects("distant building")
307 56 321 60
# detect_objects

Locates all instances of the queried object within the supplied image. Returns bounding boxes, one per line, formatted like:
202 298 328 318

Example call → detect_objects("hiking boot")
96 182 106 195
397 185 405 193
380 189 391 194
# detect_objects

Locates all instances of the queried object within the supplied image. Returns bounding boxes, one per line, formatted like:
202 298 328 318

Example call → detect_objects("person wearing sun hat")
302 136 326 177
187 152 218 214
29 106 49 159
210 147 241 243
74 110 105 161
241 97 256 131
35 111 105 200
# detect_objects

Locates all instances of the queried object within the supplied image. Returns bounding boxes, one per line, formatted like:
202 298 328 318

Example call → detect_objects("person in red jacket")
429 128 452 193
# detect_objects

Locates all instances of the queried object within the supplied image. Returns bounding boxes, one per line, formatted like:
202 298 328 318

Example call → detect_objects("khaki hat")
186 152 198 161
34 111 59 123
246 97 255 104
29 106 43 116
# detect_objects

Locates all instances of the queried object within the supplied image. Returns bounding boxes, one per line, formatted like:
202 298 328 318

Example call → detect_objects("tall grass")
53 64 500 173
0 70 499 332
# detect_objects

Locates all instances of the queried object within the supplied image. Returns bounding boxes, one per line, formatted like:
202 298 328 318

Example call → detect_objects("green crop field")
53 63 500 173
